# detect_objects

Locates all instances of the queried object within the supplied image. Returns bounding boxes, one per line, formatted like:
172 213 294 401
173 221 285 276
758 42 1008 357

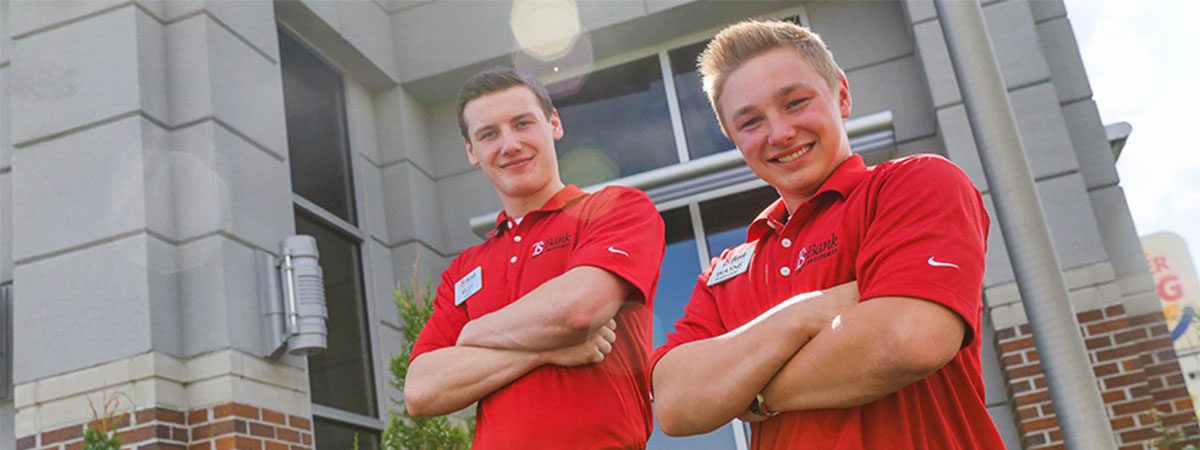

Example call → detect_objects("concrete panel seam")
210 116 285 162
438 165 482 181
1085 182 1121 193
1033 169 1083 183
0 167 10 175
13 228 145 266
379 156 437 181
12 110 148 149
196 10 277 65
143 228 274 256
843 52 919 76
1034 13 1068 24
1 61 9 69
894 131 939 148
385 237 451 259
1006 77 1055 94
9 1 155 41
911 16 938 26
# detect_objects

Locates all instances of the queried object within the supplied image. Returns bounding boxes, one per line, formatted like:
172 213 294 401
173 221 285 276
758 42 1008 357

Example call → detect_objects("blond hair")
699 20 844 129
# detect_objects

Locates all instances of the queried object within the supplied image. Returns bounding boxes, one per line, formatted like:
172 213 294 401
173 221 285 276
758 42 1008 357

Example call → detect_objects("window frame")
277 23 389 442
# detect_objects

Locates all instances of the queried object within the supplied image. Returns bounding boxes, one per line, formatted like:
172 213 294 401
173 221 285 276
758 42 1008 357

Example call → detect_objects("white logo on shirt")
608 246 629 256
531 241 545 257
927 257 959 269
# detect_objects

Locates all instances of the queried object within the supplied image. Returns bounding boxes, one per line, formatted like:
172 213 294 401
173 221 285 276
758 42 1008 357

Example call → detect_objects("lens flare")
510 0 582 61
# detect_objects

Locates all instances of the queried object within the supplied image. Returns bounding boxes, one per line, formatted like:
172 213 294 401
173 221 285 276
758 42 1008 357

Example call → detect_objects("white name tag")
455 266 483 306
707 245 755 286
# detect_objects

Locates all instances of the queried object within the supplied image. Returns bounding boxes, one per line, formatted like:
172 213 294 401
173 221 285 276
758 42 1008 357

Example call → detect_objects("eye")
515 120 534 129
786 97 809 109
739 116 763 130
478 130 498 141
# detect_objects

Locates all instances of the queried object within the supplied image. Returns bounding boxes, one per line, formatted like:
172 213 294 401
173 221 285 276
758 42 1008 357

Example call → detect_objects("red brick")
1114 328 1148 344
1093 363 1120 378
1153 386 1191 402
1023 433 1047 447
1087 318 1129 335
288 416 312 431
1163 411 1197 426
1119 426 1160 442
996 327 1017 340
236 437 262 450
1023 415 1060 432
290 446 308 450
1077 309 1104 323
261 410 287 426
189 409 209 425
1103 372 1146 390
189 442 212 450
1175 398 1194 411
1008 364 1044 379
172 426 188 442
66 440 85 450
1015 390 1051 406
16 436 35 450
156 408 187 425
1120 357 1141 371
1104 304 1125 317
1146 361 1183 376
1149 324 1171 337
88 412 131 432
1101 389 1128 403
1026 349 1040 362
1096 343 1141 362
1000 337 1035 353
117 425 157 445
1001 354 1024 366
1111 398 1154 416
1110 415 1135 430
1019 324 1032 335
265 441 289 450
250 422 275 439
213 403 234 419
1011 379 1033 393
192 420 237 440
1017 405 1039 419
277 428 300 443
232 403 260 420
1085 336 1113 350
41 424 82 445
1041 403 1056 415
215 437 237 450
1034 377 1047 388
301 433 311 446
1128 313 1165 326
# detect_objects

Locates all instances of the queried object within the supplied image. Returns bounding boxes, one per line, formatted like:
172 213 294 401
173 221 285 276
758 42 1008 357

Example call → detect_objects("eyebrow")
730 82 811 119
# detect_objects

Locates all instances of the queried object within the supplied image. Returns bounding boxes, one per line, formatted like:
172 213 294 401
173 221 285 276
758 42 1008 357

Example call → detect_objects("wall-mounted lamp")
258 235 328 359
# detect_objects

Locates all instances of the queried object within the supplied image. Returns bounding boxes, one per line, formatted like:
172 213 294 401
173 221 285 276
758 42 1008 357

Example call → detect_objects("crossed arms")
404 266 633 417
651 282 966 436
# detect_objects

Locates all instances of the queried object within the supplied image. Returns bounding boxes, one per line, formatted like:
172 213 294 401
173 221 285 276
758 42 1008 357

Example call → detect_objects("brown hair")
456 67 555 140
699 20 844 130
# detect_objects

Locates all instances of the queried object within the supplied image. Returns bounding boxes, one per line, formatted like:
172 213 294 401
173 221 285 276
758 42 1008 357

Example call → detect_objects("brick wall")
16 403 312 450
996 304 1199 449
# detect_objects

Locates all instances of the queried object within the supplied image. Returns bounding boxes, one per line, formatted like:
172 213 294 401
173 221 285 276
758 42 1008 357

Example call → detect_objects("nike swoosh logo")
608 246 629 256
928 257 959 269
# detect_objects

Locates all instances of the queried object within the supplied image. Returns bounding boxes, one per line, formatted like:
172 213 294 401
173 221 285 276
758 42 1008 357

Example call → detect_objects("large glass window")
668 40 734 160
550 55 678 186
280 26 379 449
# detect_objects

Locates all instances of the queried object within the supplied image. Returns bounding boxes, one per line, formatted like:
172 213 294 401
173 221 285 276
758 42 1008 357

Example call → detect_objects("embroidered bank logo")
532 232 572 259
796 233 840 274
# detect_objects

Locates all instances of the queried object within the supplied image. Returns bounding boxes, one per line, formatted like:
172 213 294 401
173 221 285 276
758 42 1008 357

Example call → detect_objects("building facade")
0 1 1193 449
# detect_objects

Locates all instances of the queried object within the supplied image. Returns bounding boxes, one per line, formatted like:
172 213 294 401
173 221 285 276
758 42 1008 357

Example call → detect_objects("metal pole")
932 0 1117 448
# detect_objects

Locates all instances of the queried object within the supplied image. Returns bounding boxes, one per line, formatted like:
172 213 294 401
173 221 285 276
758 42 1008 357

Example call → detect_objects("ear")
465 138 480 166
549 108 564 141
838 76 852 119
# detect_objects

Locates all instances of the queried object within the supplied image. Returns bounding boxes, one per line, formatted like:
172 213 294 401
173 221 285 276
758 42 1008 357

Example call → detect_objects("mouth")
501 156 534 169
770 143 814 164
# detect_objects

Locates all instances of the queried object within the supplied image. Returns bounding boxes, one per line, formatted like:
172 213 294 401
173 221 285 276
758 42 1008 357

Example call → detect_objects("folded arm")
758 295 964 413
456 265 632 351
406 321 617 416
652 282 858 436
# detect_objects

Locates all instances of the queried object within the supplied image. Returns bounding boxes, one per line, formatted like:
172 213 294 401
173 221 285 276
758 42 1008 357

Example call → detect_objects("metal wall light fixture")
258 235 329 359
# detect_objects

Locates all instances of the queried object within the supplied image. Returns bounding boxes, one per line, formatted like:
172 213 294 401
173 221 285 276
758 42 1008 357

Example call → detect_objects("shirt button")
781 238 792 248
780 266 791 277
510 256 517 263
514 236 522 242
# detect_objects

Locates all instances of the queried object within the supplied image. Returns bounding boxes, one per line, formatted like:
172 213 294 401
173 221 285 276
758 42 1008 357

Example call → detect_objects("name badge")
455 266 483 306
707 245 755 286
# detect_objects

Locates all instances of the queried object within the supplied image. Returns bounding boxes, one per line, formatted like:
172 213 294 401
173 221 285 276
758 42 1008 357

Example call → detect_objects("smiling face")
463 86 566 212
718 46 853 212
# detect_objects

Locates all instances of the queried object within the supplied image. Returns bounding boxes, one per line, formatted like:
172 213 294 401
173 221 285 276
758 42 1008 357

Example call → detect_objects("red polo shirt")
652 154 1004 449
412 185 665 449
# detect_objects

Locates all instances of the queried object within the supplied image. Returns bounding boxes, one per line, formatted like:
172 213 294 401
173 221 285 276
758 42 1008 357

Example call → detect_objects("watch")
748 393 779 418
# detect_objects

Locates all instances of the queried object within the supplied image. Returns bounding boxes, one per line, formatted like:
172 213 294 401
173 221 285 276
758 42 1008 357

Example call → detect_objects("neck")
500 180 567 219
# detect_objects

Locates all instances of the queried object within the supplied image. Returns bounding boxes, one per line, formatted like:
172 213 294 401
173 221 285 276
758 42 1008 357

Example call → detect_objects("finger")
606 319 617 330
599 337 613 355
600 326 617 343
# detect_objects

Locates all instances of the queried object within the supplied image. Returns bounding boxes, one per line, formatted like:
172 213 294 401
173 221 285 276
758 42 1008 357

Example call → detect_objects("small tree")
382 257 474 450
83 388 129 450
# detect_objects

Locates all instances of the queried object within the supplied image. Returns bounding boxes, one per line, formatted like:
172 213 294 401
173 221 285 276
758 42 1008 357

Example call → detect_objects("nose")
767 116 796 147
499 129 521 155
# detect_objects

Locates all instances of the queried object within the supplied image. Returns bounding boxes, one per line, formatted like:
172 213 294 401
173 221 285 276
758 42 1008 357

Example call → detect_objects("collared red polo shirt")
413 185 665 449
652 154 1004 449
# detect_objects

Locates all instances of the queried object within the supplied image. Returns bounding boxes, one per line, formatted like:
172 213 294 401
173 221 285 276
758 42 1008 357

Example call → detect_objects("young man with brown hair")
651 21 1005 449
405 67 664 449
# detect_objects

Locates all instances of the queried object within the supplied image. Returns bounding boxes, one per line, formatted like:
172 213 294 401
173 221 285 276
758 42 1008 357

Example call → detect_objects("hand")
779 280 858 332
543 319 618 366
737 409 770 423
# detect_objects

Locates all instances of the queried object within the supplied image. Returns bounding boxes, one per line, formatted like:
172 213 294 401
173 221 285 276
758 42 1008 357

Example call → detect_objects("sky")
1061 0 1200 265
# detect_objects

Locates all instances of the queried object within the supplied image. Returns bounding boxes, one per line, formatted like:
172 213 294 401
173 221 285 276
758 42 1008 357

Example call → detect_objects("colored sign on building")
1142 231 1200 419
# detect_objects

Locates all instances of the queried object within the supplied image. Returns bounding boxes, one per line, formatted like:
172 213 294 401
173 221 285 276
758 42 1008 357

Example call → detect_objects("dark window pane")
653 208 701 348
549 56 678 185
280 30 357 224
314 417 380 450
668 40 735 160
700 186 779 257
297 212 376 417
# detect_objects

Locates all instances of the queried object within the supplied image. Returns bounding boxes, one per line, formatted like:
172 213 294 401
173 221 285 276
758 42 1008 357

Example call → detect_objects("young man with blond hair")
405 67 664 449
651 21 1005 449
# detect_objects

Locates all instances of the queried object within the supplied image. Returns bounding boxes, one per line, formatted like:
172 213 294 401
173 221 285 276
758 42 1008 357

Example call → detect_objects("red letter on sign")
1158 275 1183 301
1150 256 1171 274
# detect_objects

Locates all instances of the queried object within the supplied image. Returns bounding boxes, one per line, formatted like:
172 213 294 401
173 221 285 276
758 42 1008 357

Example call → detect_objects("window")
279 28 380 448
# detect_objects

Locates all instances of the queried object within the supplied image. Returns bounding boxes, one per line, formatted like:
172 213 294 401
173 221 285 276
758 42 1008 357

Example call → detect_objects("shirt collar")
747 155 869 240
491 185 587 234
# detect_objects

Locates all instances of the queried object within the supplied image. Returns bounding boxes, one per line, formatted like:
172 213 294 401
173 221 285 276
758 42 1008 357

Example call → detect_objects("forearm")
761 296 964 411
457 266 628 351
404 346 545 417
652 290 836 436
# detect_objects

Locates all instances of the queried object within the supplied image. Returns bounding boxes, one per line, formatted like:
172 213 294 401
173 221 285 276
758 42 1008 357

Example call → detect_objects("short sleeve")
650 267 728 374
566 187 666 305
410 260 472 363
856 155 989 347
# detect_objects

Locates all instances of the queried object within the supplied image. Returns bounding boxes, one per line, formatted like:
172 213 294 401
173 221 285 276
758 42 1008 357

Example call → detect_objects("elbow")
653 390 720 437
404 384 434 417
874 327 958 382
